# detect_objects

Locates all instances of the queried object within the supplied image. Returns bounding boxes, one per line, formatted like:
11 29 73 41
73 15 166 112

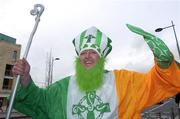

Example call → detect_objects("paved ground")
0 112 31 119
0 108 31 119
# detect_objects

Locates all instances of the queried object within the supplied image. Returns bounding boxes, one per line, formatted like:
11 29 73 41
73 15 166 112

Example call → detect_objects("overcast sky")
0 0 180 86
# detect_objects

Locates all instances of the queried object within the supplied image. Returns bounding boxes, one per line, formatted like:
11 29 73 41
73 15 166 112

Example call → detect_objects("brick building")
0 33 21 110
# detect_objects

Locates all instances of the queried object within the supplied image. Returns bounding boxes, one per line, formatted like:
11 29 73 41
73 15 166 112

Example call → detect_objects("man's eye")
91 51 97 54
80 52 85 55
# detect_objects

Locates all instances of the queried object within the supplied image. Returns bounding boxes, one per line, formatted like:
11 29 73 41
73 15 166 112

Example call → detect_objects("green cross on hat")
72 26 112 57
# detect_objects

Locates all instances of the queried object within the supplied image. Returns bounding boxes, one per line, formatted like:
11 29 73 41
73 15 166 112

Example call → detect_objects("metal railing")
142 98 179 119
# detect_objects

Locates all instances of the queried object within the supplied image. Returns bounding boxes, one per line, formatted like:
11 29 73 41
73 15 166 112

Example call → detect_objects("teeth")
85 61 91 64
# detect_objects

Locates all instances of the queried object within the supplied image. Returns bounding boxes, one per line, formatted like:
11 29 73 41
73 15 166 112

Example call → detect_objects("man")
12 24 180 119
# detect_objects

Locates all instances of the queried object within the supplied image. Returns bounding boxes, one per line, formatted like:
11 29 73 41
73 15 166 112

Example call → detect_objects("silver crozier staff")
6 4 45 119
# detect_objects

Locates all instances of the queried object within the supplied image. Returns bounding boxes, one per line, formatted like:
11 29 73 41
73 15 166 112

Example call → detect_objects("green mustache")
75 57 106 92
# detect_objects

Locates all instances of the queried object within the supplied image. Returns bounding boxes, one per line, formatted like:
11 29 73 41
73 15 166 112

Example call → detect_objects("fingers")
12 59 30 77
126 24 145 35
12 59 31 87
126 24 155 38
12 60 23 76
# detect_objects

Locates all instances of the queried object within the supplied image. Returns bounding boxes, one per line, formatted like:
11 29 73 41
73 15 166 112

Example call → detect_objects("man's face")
80 49 100 69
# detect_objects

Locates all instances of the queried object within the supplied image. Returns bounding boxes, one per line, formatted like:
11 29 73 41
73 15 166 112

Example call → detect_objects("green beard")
75 57 105 92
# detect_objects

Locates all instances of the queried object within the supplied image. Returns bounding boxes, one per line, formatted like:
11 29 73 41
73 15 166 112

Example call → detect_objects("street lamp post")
49 57 60 84
155 20 180 118
155 20 180 58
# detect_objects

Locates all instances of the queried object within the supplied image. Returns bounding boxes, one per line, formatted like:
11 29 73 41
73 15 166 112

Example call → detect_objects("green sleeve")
14 76 70 119
14 79 48 119
126 24 174 69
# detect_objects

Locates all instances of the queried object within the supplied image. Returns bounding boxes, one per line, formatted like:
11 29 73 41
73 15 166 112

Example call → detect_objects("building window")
12 51 17 62
3 64 13 90
4 64 13 77
2 78 13 90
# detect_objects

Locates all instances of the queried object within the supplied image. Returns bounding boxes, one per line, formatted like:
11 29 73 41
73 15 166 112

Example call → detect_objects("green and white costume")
14 71 119 119
13 24 180 119
68 71 117 119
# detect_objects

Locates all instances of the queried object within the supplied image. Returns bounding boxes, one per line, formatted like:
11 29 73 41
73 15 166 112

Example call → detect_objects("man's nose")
84 51 91 58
